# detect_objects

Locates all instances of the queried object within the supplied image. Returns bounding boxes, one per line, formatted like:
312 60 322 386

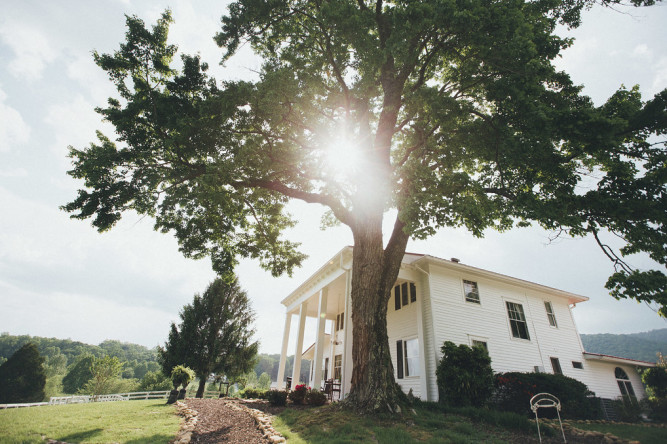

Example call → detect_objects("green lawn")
571 422 667 444
0 400 180 444
273 404 538 443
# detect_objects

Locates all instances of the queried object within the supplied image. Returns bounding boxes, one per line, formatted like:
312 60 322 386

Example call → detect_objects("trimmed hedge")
240 387 268 399
492 372 601 420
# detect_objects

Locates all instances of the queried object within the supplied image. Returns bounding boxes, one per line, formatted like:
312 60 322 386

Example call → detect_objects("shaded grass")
0 400 179 443
572 422 667 444
273 403 538 443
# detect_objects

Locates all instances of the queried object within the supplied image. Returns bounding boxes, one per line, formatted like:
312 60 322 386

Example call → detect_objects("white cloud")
0 167 27 178
0 86 31 152
0 22 57 80
652 57 667 96
43 94 108 162
0 280 175 348
633 44 652 58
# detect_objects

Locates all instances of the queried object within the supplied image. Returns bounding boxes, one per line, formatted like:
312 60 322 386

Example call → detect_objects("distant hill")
580 328 667 363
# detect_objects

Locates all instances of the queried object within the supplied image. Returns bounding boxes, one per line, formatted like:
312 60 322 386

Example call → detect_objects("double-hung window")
396 338 420 378
544 301 558 327
506 301 530 340
463 280 480 304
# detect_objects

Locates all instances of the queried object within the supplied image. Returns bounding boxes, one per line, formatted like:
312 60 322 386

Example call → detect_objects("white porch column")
312 287 329 390
276 311 292 389
416 282 429 400
342 269 353 397
291 300 308 385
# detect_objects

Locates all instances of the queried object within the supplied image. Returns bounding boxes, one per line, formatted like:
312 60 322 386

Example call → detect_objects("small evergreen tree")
436 341 493 407
0 343 46 403
158 278 259 398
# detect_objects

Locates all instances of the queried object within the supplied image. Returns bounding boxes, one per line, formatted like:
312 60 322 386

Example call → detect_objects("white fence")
0 391 171 409
49 391 170 405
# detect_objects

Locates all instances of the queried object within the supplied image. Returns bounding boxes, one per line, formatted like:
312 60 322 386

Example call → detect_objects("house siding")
424 263 636 402
387 280 422 398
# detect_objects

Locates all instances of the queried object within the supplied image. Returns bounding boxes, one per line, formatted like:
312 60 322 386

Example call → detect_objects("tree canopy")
65 0 665 411
158 278 258 398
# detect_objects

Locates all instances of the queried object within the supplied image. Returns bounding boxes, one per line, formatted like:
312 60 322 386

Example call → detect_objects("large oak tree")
65 0 666 411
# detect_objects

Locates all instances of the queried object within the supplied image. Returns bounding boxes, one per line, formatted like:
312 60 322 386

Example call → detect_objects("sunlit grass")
0 400 179 443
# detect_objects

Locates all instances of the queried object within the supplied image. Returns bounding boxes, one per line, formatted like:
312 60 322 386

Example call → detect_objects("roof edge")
583 351 655 367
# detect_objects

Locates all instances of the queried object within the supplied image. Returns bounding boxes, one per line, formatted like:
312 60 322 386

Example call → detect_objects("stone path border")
228 398 286 443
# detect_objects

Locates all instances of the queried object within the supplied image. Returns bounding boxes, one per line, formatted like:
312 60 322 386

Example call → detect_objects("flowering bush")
305 389 328 406
288 384 309 405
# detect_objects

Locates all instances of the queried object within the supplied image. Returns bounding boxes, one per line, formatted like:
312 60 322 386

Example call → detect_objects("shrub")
647 397 667 422
305 389 327 406
240 387 267 399
266 389 288 406
171 365 195 390
611 397 646 423
436 341 494 407
288 384 309 405
492 372 600 420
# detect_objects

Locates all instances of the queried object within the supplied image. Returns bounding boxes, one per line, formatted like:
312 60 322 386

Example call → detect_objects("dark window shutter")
401 282 408 306
340 312 344 330
394 285 401 310
410 283 417 303
396 340 404 379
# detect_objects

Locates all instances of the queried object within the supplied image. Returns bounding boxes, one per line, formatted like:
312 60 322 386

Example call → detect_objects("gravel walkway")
185 398 271 443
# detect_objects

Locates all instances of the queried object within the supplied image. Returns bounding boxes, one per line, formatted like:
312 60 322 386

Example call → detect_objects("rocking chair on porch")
324 379 341 401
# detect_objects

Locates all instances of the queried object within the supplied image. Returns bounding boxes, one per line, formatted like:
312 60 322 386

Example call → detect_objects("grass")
0 400 180 444
571 422 667 444
272 403 538 443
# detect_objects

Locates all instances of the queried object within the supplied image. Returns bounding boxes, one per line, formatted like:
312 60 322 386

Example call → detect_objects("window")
335 312 344 331
472 340 488 351
396 338 420 378
506 301 530 340
550 357 563 374
333 354 342 381
463 280 480 304
394 282 417 310
544 301 558 327
572 361 583 369
615 367 637 401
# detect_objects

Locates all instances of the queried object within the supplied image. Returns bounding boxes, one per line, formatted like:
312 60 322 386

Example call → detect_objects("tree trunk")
196 378 206 398
344 214 410 413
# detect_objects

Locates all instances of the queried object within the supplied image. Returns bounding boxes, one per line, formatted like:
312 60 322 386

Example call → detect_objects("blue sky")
1 0 665 353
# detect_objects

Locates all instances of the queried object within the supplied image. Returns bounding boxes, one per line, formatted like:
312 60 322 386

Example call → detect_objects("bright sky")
1 0 665 354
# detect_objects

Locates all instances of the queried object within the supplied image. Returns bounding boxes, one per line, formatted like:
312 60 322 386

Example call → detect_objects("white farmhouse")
276 246 653 410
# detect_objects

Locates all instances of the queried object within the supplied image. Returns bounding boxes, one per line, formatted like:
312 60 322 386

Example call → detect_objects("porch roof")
583 352 655 368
